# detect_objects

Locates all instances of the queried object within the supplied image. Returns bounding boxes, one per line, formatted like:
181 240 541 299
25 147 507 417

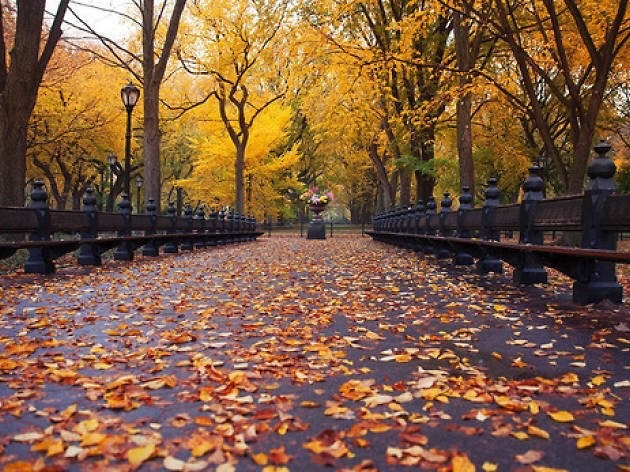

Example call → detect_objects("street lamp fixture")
135 174 144 213
107 152 118 167
120 81 140 205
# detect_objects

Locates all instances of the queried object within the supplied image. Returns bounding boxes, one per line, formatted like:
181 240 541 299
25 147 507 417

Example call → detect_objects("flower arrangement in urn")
300 186 334 208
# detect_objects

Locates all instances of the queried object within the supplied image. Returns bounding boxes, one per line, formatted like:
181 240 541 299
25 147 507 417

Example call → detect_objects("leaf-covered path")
0 237 628 471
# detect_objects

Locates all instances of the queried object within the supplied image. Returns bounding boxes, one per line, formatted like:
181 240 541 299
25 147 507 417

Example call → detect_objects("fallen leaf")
576 436 596 449
127 442 156 467
515 449 544 464
547 411 574 423
452 454 475 472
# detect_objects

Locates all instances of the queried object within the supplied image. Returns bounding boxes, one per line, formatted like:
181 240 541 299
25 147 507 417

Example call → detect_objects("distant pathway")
0 236 628 471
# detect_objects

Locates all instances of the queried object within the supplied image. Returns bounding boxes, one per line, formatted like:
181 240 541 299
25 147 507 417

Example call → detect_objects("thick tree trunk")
0 107 28 206
367 140 394 209
399 169 411 206
143 84 161 209
0 0 69 206
456 94 474 195
568 133 593 194
139 0 186 213
453 10 476 199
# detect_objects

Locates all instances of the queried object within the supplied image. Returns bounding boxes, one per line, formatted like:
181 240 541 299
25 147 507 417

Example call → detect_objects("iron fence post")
78 188 101 266
25 180 54 273
574 140 623 303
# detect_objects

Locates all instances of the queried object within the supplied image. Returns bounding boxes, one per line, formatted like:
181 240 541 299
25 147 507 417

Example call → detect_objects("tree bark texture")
0 0 69 206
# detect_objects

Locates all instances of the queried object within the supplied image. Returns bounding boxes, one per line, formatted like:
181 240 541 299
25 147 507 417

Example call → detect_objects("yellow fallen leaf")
511 431 529 440
547 411 574 422
560 373 579 383
106 374 136 390
31 438 64 456
46 438 64 456
127 442 155 467
60 404 77 420
80 433 106 447
576 436 596 449
591 375 606 386
527 425 550 440
482 462 498 472
75 417 99 434
251 452 268 465
452 454 475 472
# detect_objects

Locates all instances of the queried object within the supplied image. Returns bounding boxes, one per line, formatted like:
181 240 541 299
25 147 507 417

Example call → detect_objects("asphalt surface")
0 236 628 471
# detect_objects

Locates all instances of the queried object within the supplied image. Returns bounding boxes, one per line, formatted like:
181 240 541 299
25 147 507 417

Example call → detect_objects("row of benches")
368 141 629 304
0 184 263 274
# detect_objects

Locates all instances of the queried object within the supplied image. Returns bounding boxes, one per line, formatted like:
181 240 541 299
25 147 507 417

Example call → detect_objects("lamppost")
537 154 546 198
107 152 118 211
135 174 144 213
120 81 140 200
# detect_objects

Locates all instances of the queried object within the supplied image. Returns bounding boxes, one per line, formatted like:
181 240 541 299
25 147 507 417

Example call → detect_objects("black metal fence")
261 218 368 238
367 140 630 305
0 184 263 274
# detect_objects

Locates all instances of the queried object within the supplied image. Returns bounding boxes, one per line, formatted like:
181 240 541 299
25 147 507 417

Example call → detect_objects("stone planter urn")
307 204 327 239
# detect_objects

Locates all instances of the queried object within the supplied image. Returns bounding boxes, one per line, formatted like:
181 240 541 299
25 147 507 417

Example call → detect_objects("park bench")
0 183 263 274
367 140 630 305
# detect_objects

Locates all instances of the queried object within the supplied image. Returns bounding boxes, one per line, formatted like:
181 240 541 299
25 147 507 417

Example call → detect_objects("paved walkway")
0 236 628 471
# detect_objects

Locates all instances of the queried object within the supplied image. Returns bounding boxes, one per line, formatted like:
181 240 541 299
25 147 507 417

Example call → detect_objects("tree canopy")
0 0 627 216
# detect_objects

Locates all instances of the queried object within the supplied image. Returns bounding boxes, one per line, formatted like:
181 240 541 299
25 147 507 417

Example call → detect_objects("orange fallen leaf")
268 445 292 465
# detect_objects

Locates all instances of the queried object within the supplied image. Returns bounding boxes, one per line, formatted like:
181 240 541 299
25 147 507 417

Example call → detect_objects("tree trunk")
140 0 187 213
0 107 28 206
0 0 69 207
456 94 474 195
367 140 394 209
453 8 483 199
399 169 411 206
418 128 436 202
568 133 593 193
235 144 245 213
143 83 161 209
